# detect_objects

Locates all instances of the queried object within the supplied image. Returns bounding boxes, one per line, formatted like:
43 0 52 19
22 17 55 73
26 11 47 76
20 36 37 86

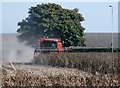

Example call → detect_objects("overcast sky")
0 0 119 33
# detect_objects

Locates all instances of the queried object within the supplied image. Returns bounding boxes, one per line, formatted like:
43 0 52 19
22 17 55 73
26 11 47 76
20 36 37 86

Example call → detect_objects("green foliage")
17 3 86 47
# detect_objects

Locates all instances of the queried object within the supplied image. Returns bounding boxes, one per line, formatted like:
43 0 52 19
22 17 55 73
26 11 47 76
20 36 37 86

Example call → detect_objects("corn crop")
34 52 119 74
1 64 119 87
1 52 119 87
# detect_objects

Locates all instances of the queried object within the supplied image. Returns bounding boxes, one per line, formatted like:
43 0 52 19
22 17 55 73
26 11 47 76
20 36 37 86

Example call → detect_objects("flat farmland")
1 52 120 87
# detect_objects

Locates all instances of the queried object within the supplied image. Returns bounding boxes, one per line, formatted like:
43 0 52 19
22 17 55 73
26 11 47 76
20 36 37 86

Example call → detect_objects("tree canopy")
17 3 86 47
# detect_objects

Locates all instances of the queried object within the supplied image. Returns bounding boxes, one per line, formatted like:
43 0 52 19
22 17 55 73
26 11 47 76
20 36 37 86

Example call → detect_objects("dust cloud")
1 33 35 63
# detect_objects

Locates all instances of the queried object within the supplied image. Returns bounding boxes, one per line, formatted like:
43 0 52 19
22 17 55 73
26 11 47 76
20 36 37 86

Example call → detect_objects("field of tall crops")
34 52 119 74
1 52 120 87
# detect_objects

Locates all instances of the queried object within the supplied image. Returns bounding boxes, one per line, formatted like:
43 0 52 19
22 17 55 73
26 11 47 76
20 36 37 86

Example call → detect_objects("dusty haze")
0 33 119 63
0 33 34 63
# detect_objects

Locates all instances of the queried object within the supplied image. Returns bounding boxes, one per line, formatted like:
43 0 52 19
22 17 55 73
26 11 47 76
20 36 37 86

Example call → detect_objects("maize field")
34 52 120 74
1 52 120 87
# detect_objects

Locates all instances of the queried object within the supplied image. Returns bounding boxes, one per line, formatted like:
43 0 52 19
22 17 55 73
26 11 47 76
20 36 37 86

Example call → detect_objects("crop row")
1 65 119 87
34 52 120 74
67 48 120 52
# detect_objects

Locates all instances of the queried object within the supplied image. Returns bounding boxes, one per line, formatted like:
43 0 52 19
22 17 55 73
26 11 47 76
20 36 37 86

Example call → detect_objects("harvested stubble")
1 64 119 87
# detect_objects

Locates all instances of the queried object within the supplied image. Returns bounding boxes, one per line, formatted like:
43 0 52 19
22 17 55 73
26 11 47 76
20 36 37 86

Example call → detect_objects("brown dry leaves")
1 64 119 87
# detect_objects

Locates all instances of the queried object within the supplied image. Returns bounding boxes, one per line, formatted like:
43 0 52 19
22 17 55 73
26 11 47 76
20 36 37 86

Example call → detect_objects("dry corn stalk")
1 64 119 87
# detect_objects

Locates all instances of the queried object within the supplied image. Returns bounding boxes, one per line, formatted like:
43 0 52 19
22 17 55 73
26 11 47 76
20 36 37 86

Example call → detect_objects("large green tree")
17 3 86 47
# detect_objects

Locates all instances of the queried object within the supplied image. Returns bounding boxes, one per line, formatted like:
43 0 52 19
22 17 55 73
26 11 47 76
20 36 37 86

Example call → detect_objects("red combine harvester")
34 38 64 58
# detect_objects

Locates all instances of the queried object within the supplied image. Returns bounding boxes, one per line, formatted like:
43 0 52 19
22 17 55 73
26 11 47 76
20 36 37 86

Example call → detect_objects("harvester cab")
34 38 64 57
